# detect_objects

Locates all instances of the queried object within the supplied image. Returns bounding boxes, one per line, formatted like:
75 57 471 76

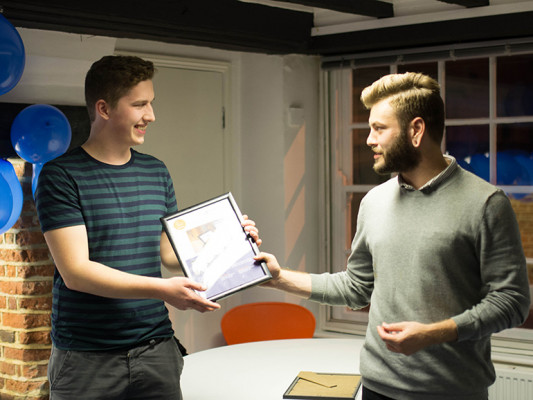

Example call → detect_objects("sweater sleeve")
452 191 531 341
309 198 374 309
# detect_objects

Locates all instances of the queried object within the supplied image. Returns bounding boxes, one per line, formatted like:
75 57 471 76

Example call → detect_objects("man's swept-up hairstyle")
361 72 445 144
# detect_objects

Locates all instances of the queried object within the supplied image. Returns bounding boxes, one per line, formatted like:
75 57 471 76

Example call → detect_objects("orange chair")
221 302 316 345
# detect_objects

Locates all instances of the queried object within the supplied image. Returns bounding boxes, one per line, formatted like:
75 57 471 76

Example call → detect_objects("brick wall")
0 159 52 400
501 198 533 329
510 198 533 280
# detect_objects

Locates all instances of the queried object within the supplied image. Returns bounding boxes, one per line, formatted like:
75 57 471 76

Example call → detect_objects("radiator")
488 364 533 400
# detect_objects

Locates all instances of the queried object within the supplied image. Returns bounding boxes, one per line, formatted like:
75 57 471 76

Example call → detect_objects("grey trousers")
48 337 184 400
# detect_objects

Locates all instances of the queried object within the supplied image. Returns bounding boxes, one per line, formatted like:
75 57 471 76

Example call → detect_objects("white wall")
0 30 116 105
1 28 321 353
238 52 321 315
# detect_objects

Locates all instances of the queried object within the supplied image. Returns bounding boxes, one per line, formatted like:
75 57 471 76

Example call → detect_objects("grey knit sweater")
310 156 530 400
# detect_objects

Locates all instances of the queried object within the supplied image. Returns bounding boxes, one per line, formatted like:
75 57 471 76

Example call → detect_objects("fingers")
184 282 221 310
254 252 281 284
254 252 274 262
377 322 403 342
380 322 403 335
246 227 262 246
184 279 208 292
377 322 426 356
377 324 404 354
169 277 220 312
183 293 221 313
242 216 262 246
377 323 403 343
190 298 221 313
377 324 394 340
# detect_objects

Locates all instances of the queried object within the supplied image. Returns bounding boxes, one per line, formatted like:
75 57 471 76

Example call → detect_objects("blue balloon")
497 151 527 185
0 176 13 231
469 153 490 182
0 14 25 95
457 158 474 173
0 159 23 234
514 153 533 186
32 162 44 199
10 104 72 163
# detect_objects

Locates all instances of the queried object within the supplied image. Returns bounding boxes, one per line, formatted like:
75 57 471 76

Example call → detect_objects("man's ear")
410 117 425 148
95 99 110 120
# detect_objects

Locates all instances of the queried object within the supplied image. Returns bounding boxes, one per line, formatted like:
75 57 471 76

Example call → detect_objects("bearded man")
256 72 530 400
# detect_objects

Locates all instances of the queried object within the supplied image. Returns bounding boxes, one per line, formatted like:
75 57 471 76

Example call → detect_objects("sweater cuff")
451 314 478 341
309 273 326 303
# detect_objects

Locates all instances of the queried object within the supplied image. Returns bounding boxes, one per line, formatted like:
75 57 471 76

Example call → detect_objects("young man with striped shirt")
35 55 259 400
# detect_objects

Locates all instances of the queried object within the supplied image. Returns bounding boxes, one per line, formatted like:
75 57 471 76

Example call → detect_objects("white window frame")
319 50 533 365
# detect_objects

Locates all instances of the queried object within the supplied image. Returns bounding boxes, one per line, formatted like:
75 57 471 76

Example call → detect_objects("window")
323 51 533 360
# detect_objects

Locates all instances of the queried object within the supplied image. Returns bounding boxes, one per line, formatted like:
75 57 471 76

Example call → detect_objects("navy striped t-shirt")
35 147 178 351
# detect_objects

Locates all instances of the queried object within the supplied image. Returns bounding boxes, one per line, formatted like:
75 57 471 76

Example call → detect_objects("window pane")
445 58 489 119
352 129 390 185
445 125 490 181
397 62 438 80
352 66 390 123
347 192 365 251
332 56 533 340
497 123 533 185
497 54 533 117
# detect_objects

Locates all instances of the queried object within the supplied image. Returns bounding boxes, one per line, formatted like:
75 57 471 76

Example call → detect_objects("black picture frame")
160 192 271 301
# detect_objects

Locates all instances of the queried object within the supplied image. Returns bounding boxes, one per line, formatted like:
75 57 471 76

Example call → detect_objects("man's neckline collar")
398 155 458 193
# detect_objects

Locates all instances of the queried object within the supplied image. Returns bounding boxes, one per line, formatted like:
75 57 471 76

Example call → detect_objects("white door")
141 63 226 209
133 56 233 352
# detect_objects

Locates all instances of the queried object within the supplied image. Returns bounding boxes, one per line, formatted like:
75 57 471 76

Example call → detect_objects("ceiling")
2 0 533 56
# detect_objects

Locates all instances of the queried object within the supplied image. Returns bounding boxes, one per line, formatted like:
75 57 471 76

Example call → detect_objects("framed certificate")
161 192 271 301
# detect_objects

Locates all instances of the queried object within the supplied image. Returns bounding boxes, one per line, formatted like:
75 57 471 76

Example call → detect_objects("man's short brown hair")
85 55 155 122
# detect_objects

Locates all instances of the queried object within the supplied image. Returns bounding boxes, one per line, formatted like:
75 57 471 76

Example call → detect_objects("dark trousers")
363 386 396 400
48 337 184 400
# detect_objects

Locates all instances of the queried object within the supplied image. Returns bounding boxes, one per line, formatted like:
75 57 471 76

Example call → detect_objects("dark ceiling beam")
1 0 313 54
276 0 393 18
310 11 533 56
2 0 532 56
437 0 489 7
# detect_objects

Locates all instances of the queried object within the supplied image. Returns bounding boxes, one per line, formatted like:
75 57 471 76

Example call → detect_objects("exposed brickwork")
510 199 533 258
510 198 533 286
506 199 533 329
0 159 52 400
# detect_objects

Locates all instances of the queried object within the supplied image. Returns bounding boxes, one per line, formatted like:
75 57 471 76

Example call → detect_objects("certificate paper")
161 193 271 301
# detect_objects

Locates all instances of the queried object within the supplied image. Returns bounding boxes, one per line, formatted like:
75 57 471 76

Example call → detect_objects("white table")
181 338 365 399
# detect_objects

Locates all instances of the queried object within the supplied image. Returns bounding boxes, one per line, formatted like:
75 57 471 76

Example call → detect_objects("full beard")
373 129 421 175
